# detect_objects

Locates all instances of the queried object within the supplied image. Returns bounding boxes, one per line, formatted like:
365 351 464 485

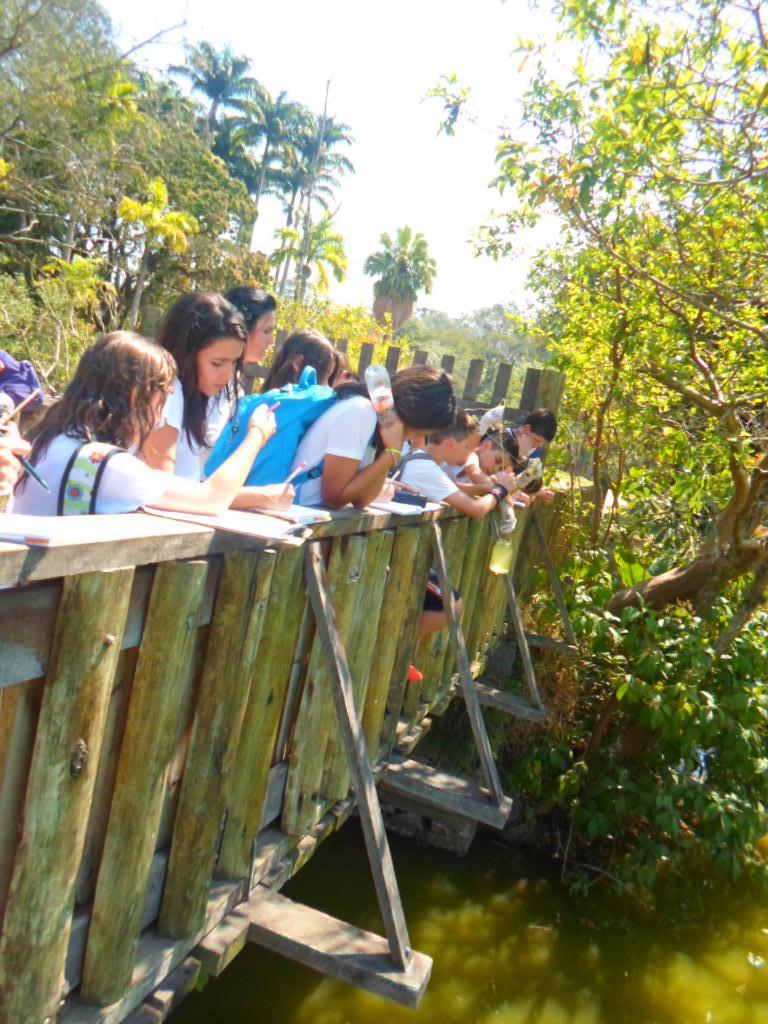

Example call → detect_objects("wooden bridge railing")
0 366 566 1023
244 348 562 419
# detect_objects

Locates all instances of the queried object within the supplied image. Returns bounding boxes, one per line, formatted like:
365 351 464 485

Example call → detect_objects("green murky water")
170 823 768 1024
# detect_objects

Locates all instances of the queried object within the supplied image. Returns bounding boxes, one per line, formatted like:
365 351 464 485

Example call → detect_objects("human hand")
509 489 532 507
536 487 556 505
379 414 406 454
247 404 277 443
251 483 295 509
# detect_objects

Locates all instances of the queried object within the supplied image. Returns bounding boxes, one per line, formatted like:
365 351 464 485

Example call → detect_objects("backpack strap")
390 449 434 482
58 441 121 515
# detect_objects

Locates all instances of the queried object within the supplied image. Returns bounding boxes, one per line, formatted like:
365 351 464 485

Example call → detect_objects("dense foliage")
0 1 356 384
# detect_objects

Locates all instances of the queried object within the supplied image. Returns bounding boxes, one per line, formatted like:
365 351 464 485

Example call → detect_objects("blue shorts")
423 569 461 612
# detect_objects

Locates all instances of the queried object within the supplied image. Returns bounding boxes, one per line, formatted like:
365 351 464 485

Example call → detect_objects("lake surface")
170 822 768 1024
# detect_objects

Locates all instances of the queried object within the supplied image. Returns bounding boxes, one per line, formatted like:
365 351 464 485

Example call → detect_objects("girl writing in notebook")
13 332 278 517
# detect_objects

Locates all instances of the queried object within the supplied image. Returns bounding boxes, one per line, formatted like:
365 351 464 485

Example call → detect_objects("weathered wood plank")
124 958 201 1023
473 681 548 722
0 567 134 1024
412 349 429 365
379 757 513 830
490 362 513 406
381 524 434 755
361 526 424 761
304 543 412 970
245 888 432 1008
322 529 393 803
385 345 401 375
431 522 505 807
356 342 374 376
0 677 43 922
192 911 250 977
217 547 306 879
282 535 367 836
463 358 485 401
440 354 456 375
80 560 210 1004
159 551 268 938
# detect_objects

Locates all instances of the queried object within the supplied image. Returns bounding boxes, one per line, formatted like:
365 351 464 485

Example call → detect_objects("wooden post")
412 350 429 365
430 522 504 806
282 536 367 836
490 363 513 407
0 568 134 1024
463 359 485 401
159 551 273 938
440 354 456 376
385 346 401 375
304 543 412 971
336 339 348 353
357 342 375 377
532 512 577 646
81 560 209 1004
322 530 393 803
490 516 543 708
217 547 306 879
361 526 424 759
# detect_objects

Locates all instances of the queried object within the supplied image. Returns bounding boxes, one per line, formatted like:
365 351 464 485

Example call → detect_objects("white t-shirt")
160 378 233 481
12 435 171 516
292 395 377 507
442 451 480 483
399 449 459 504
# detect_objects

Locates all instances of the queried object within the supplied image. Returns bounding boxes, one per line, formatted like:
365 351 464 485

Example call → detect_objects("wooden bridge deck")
0 367 567 1022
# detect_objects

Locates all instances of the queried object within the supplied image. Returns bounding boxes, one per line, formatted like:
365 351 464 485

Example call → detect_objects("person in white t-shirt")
397 411 526 645
13 332 277 517
0 420 30 504
292 365 457 509
141 291 290 510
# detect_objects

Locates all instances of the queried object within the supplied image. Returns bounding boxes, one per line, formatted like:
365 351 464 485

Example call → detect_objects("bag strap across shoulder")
390 449 433 482
58 441 121 515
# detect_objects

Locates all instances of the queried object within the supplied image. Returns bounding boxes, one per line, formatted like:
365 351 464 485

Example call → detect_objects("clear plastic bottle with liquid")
488 458 544 575
364 364 398 428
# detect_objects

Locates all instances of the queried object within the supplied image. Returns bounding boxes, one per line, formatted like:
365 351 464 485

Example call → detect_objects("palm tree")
364 227 437 332
251 90 307 218
269 213 347 301
169 42 261 139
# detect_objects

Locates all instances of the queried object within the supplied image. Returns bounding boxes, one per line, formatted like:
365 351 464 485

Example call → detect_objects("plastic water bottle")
478 403 505 436
364 365 397 428
488 458 543 575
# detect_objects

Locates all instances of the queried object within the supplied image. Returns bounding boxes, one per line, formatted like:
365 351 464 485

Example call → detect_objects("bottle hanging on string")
488 457 544 575
364 364 398 429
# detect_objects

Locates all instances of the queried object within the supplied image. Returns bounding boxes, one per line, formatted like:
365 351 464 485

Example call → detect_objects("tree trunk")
373 293 413 333
127 244 150 329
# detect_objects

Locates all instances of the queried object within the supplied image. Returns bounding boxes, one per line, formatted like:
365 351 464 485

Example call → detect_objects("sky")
101 0 563 318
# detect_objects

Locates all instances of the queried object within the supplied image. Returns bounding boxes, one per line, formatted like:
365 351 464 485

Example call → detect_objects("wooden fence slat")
0 567 134 1024
413 350 429 366
159 551 267 938
361 527 423 760
336 339 348 354
490 363 513 406
381 524 434 755
322 529 393 803
304 544 412 970
385 346 401 375
463 359 485 401
282 535 367 836
217 547 305 879
80 560 209 1004
440 354 456 375
357 342 375 377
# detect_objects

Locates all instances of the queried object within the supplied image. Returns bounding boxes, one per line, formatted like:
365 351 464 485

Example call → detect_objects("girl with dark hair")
143 292 247 481
13 332 277 516
260 330 336 393
225 287 277 365
291 364 457 509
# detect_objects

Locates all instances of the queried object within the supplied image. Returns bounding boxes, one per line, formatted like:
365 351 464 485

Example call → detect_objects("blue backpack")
204 366 336 486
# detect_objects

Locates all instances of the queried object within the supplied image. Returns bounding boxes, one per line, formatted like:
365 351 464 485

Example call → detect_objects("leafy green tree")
270 212 347 301
483 0 768 632
169 42 261 139
118 178 198 327
364 226 437 331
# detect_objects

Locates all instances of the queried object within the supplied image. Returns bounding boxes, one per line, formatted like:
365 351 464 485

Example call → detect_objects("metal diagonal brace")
490 516 544 709
430 521 505 807
304 542 412 971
